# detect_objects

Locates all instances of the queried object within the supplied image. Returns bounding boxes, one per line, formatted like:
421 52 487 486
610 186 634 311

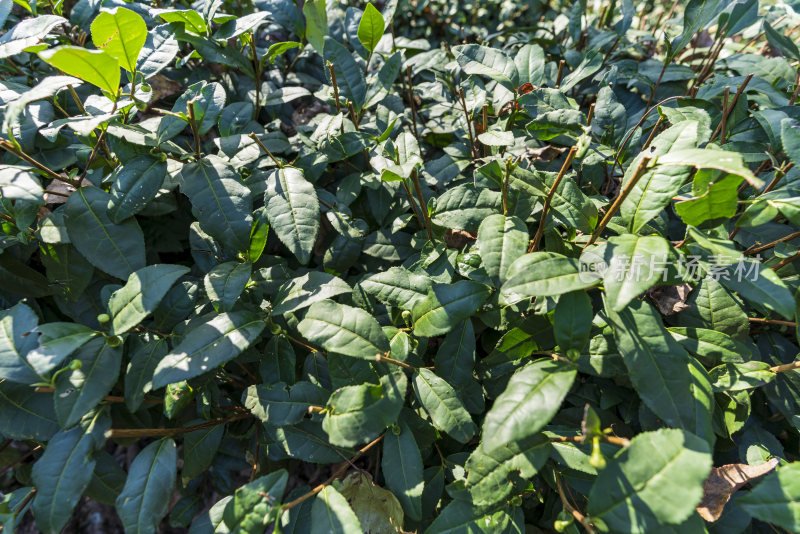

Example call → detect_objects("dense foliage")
2 0 800 532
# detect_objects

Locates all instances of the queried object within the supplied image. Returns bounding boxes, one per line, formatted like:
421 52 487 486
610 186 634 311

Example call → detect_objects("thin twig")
458 88 476 158
0 140 80 188
35 386 163 404
187 100 202 160
771 251 800 271
790 65 800 106
248 133 283 167
709 74 753 143
745 230 800 255
376 353 415 371
327 62 342 114
762 162 794 195
720 86 729 144
645 60 668 109
641 116 662 150
281 434 385 511
555 60 566 88
531 147 578 252
770 361 800 373
105 413 251 439
749 317 796 327
411 168 434 241
586 156 652 248
553 467 596 533
406 67 420 142
0 446 42 477
402 179 425 230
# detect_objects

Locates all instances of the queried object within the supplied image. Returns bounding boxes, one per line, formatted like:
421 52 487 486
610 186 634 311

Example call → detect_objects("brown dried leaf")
444 229 476 250
526 145 566 162
696 458 779 522
146 74 182 108
648 283 692 316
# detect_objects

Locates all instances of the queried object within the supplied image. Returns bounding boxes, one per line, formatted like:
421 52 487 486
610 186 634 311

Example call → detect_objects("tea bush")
1 0 800 532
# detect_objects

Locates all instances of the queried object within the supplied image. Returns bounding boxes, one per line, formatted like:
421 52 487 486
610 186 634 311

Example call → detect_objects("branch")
105 413 250 439
531 147 578 252
281 434 385 511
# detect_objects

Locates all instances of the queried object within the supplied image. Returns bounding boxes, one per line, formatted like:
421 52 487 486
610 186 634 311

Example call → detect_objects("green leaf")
223 471 288 532
667 327 754 366
115 439 177 534
26 322 98 375
499 252 601 305
178 156 253 253
90 7 147 72
107 156 167 224
153 8 207 34
605 299 715 444
0 15 65 59
303 0 327 55
124 337 167 412
152 311 265 388
453 44 519 91
669 0 726 58
323 373 405 447
477 130 515 147
31 411 108 534
481 359 576 452
382 421 423 521
674 172 742 226
434 319 476 387
264 167 319 265
0 302 42 384
107 264 189 335
85 450 127 506
426 499 521 533
782 119 800 168
708 361 776 392
204 261 251 312
413 368 476 443
158 81 226 141
182 423 224 479
358 266 432 310
553 290 592 354
763 21 800 60
431 184 502 232
272 271 351 315
657 148 762 188
244 381 326 426
298 300 390 359
620 121 709 232
64 186 146 280
265 41 302 64
719 258 796 320
739 462 800 531
54 337 122 428
412 280 491 337
476 214 528 286
587 429 713 532
311 486 362 533
0 381 59 440
38 46 120 96
357 3 384 53
603 234 671 312
137 24 179 78
466 433 550 509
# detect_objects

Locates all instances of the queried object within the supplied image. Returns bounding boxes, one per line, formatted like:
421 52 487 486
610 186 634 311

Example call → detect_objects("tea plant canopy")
1 0 800 532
